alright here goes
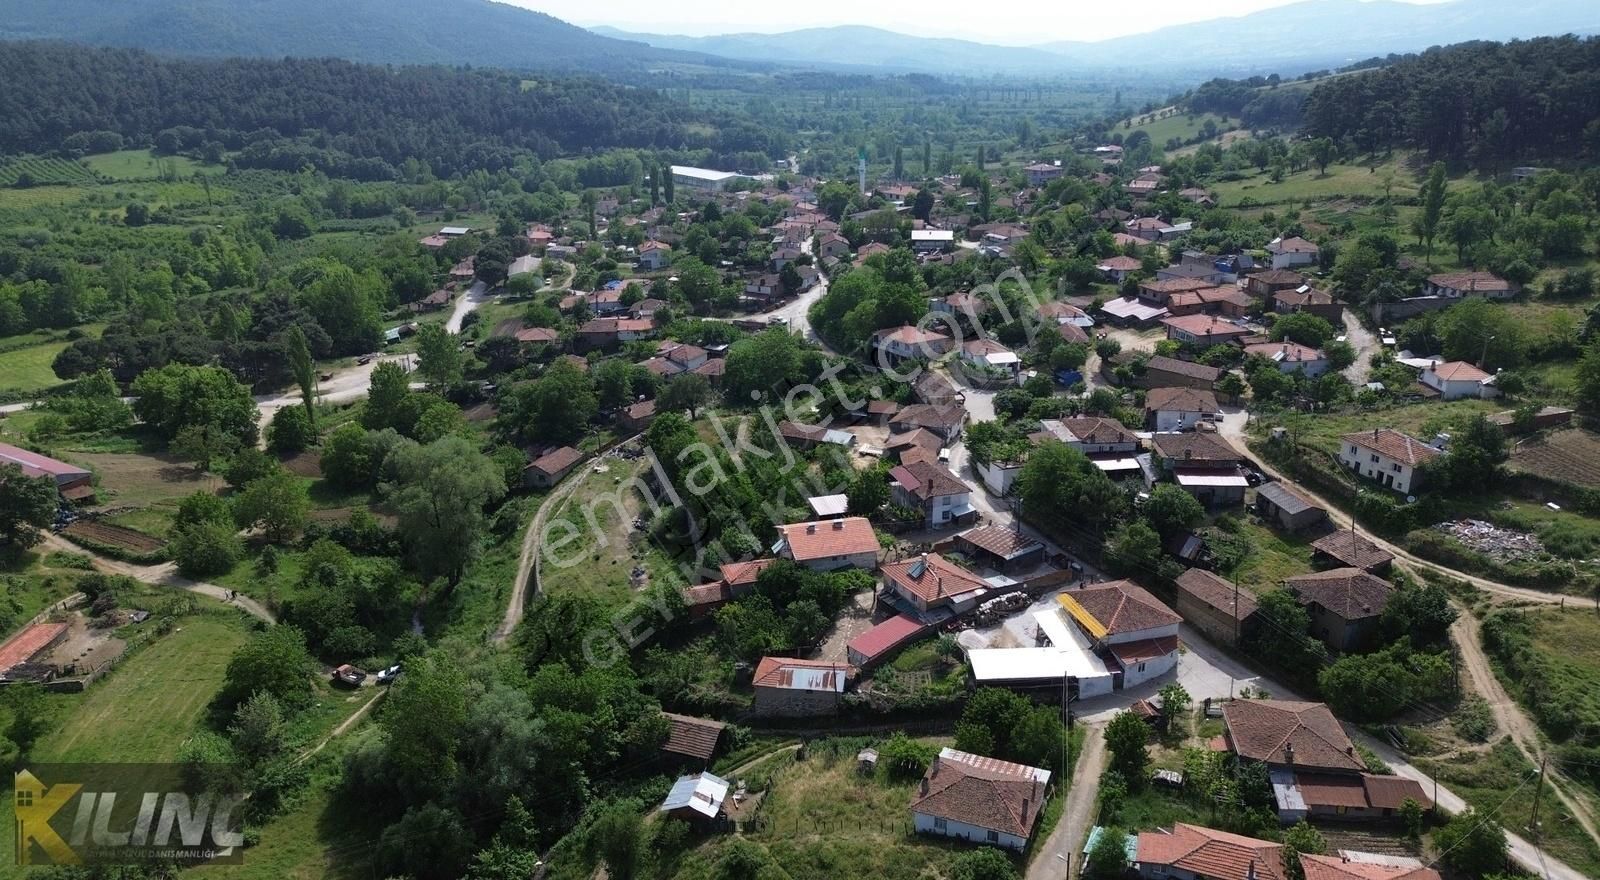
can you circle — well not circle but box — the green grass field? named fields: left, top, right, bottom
left=34, top=614, right=250, bottom=762
left=1214, top=153, right=1477, bottom=208
left=0, top=336, right=73, bottom=393
left=539, top=458, right=647, bottom=607
left=1121, top=110, right=1233, bottom=147
left=83, top=149, right=220, bottom=180
left=1208, top=515, right=1315, bottom=595
left=0, top=155, right=96, bottom=187
left=0, top=184, right=86, bottom=211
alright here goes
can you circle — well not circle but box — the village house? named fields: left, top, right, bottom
left=889, top=460, right=975, bottom=529
left=620, top=399, right=656, bottom=432
left=816, top=232, right=850, bottom=260
left=680, top=559, right=778, bottom=621
left=1134, top=823, right=1287, bottom=880
left=1107, top=353, right=1219, bottom=391
left=1165, top=286, right=1253, bottom=319
left=630, top=298, right=667, bottom=321
left=523, top=446, right=583, bottom=489
left=576, top=317, right=656, bottom=349
left=644, top=343, right=709, bottom=378
left=1311, top=530, right=1394, bottom=575
left=409, top=288, right=453, bottom=313
left=871, top=325, right=954, bottom=366
left=659, top=771, right=730, bottom=824
left=1058, top=579, right=1183, bottom=689
left=960, top=338, right=1022, bottom=380
left=1162, top=314, right=1250, bottom=347
left=1151, top=431, right=1248, bottom=507
left=514, top=326, right=559, bottom=344
left=1244, top=269, right=1306, bottom=300
left=1138, top=277, right=1213, bottom=306
left=1179, top=187, right=1216, bottom=206
left=1424, top=270, right=1515, bottom=300
left=771, top=246, right=803, bottom=271
left=637, top=240, right=672, bottom=270
left=1024, top=162, right=1063, bottom=186
left=1419, top=360, right=1497, bottom=400
left=773, top=517, right=880, bottom=571
left=752, top=656, right=848, bottom=716
left=1284, top=568, right=1394, bottom=652
left=936, top=291, right=990, bottom=321
left=1096, top=255, right=1142, bottom=283
left=1125, top=216, right=1168, bottom=241
left=910, top=749, right=1051, bottom=852
left=1157, top=262, right=1228, bottom=286
left=776, top=420, right=856, bottom=450
left=1037, top=301, right=1095, bottom=328
left=1175, top=568, right=1257, bottom=647
left=1338, top=428, right=1441, bottom=495
left=881, top=553, right=988, bottom=616
left=847, top=613, right=928, bottom=670
left=911, top=229, right=955, bottom=253
left=890, top=404, right=967, bottom=443
left=587, top=288, right=627, bottom=315
left=1300, top=854, right=1439, bottom=880
left=1254, top=482, right=1327, bottom=534
left=1035, top=417, right=1143, bottom=479
left=1144, top=386, right=1222, bottom=432
left=1267, top=235, right=1320, bottom=269
left=1244, top=341, right=1331, bottom=377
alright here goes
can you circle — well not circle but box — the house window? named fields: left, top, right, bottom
left=986, top=829, right=1000, bottom=843
left=934, top=817, right=947, bottom=831
left=1138, top=662, right=1146, bottom=672
left=1370, top=454, right=1379, bottom=463
left=1391, top=463, right=1402, bottom=472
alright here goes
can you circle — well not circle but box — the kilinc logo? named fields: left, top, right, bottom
left=14, top=767, right=245, bottom=866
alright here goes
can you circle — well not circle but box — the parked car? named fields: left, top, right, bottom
left=357, top=354, right=375, bottom=365
left=332, top=664, right=367, bottom=687
left=376, top=664, right=402, bottom=684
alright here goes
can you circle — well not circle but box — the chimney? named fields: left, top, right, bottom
left=920, top=777, right=929, bottom=795
left=807, top=524, right=817, bottom=534
left=1285, top=742, right=1295, bottom=764
left=1372, top=428, right=1379, bottom=440
left=1247, top=861, right=1258, bottom=880
left=1022, top=797, right=1030, bottom=818
left=834, top=519, right=844, bottom=530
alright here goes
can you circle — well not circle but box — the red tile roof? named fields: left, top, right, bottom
left=1145, top=386, right=1221, bottom=414
left=847, top=613, right=926, bottom=662
left=1425, top=361, right=1490, bottom=382
left=1135, top=823, right=1286, bottom=880
left=660, top=712, right=726, bottom=761
left=1301, top=854, right=1440, bottom=880
left=958, top=526, right=1044, bottom=561
left=1427, top=270, right=1509, bottom=293
left=719, top=558, right=776, bottom=588
left=1162, top=314, right=1250, bottom=338
left=891, top=460, right=968, bottom=501
left=529, top=446, right=582, bottom=476
left=1222, top=700, right=1364, bottom=772
left=909, top=748, right=1050, bottom=839
left=1108, top=635, right=1179, bottom=665
left=1151, top=431, right=1241, bottom=463
left=882, top=554, right=988, bottom=606
left=776, top=517, right=878, bottom=562
left=1069, top=580, right=1182, bottom=636
left=1341, top=429, right=1442, bottom=467
left=752, top=656, right=849, bottom=691
left=1284, top=568, right=1393, bottom=622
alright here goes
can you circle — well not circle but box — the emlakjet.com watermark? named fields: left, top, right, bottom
left=13, top=764, right=244, bottom=866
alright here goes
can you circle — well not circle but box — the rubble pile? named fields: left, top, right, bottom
left=1433, top=518, right=1544, bottom=562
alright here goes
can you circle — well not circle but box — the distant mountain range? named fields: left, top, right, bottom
left=0, top=0, right=1595, bottom=79
left=598, top=0, right=1600, bottom=75
left=0, top=0, right=751, bottom=73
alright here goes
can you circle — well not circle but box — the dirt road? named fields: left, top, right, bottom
left=1026, top=725, right=1107, bottom=880
left=43, top=532, right=276, bottom=624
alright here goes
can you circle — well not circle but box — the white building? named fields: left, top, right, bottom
left=1419, top=360, right=1498, bottom=400
left=1243, top=342, right=1330, bottom=377
left=1144, top=386, right=1222, bottom=433
left=911, top=748, right=1051, bottom=852
left=773, top=517, right=880, bottom=571
left=1338, top=429, right=1442, bottom=495
left=670, top=165, right=753, bottom=192
left=1266, top=235, right=1320, bottom=270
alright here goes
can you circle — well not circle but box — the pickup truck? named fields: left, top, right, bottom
left=331, top=664, right=367, bottom=687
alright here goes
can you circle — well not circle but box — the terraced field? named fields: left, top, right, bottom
left=0, top=155, right=96, bottom=187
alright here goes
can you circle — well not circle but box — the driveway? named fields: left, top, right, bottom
left=1026, top=725, right=1107, bottom=880
left=1341, top=310, right=1378, bottom=385
left=252, top=354, right=416, bottom=429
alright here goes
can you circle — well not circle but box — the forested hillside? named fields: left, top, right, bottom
left=1302, top=36, right=1600, bottom=161
left=0, top=43, right=783, bottom=179
left=0, top=0, right=732, bottom=73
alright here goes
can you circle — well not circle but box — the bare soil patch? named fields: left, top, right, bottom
left=62, top=520, right=165, bottom=553
left=1509, top=429, right=1600, bottom=489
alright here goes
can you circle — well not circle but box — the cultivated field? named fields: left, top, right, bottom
left=82, top=149, right=217, bottom=180
left=62, top=520, right=166, bottom=554
left=0, top=155, right=96, bottom=187
left=1509, top=428, right=1600, bottom=489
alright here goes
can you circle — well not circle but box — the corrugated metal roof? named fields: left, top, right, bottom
left=1056, top=593, right=1108, bottom=640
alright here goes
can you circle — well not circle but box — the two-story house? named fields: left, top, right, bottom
left=1338, top=429, right=1441, bottom=495
left=1034, top=417, right=1142, bottom=479
left=1024, top=162, right=1063, bottom=186
left=1057, top=579, right=1182, bottom=690
left=816, top=232, right=850, bottom=260
left=1243, top=342, right=1330, bottom=377
left=1150, top=431, right=1248, bottom=507
left=637, top=240, right=672, bottom=270
left=889, top=460, right=975, bottom=529
left=1284, top=568, right=1394, bottom=653
left=871, top=325, right=954, bottom=366
left=1161, top=314, right=1250, bottom=347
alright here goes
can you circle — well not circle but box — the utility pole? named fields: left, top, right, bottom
left=1530, top=754, right=1549, bottom=838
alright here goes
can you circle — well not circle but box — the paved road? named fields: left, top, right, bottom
left=42, top=532, right=276, bottom=624
left=1026, top=725, right=1107, bottom=880
left=446, top=280, right=492, bottom=334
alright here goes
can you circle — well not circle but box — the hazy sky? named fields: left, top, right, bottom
left=506, top=0, right=1447, bottom=44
